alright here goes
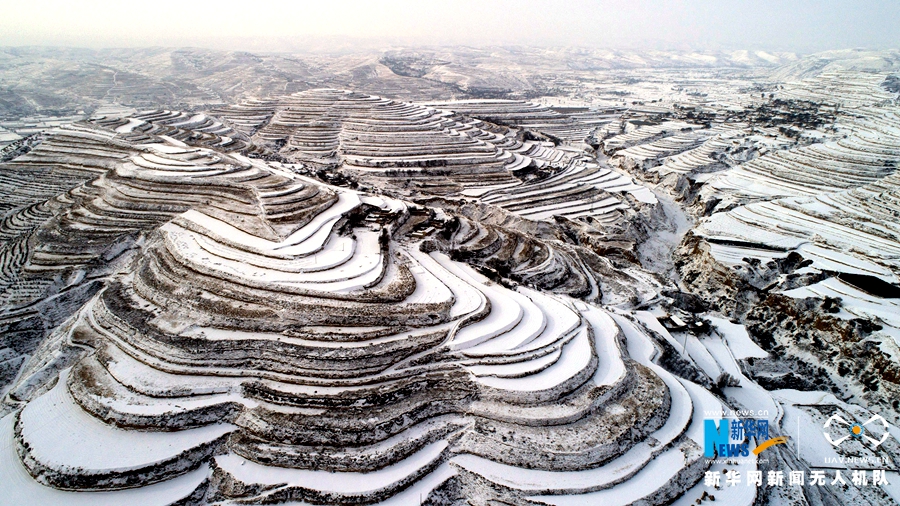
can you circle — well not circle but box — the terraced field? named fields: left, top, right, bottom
left=2, top=49, right=900, bottom=505
left=213, top=90, right=658, bottom=224
left=596, top=64, right=900, bottom=475
left=0, top=126, right=717, bottom=505
left=91, top=110, right=250, bottom=152
left=691, top=79, right=900, bottom=346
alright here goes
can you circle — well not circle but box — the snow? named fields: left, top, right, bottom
left=166, top=224, right=383, bottom=291
left=463, top=288, right=547, bottom=355
left=707, top=316, right=768, bottom=360
left=359, top=194, right=407, bottom=214
left=670, top=314, right=687, bottom=328
left=374, top=463, right=457, bottom=506
left=176, top=191, right=359, bottom=258
left=669, top=458, right=757, bottom=506
left=635, top=189, right=692, bottom=276
left=9, top=74, right=900, bottom=505
left=473, top=158, right=657, bottom=221
left=168, top=113, right=206, bottom=128
left=699, top=333, right=779, bottom=421
left=466, top=349, right=561, bottom=378
left=797, top=244, right=896, bottom=281
left=773, top=388, right=900, bottom=467
left=776, top=401, right=844, bottom=468
left=460, top=182, right=521, bottom=197
left=450, top=311, right=691, bottom=495
left=633, top=311, right=683, bottom=351
left=0, top=130, right=21, bottom=143
left=883, top=472, right=900, bottom=504
left=103, top=342, right=241, bottom=396
left=638, top=308, right=778, bottom=458
left=533, top=446, right=689, bottom=505
left=706, top=243, right=789, bottom=266
left=139, top=152, right=198, bottom=167
left=449, top=278, right=523, bottom=351
left=141, top=143, right=193, bottom=154
left=114, top=118, right=144, bottom=134
left=514, top=293, right=582, bottom=354
left=84, top=355, right=253, bottom=418
left=215, top=440, right=447, bottom=494
left=617, top=315, right=693, bottom=439
left=0, top=413, right=209, bottom=506
left=629, top=186, right=659, bottom=204
left=398, top=254, right=454, bottom=306
left=196, top=228, right=355, bottom=272
left=634, top=311, right=722, bottom=382
left=476, top=326, right=591, bottom=392
left=413, top=251, right=485, bottom=318
left=155, top=135, right=188, bottom=147
left=276, top=192, right=362, bottom=251
left=18, top=369, right=235, bottom=471
left=755, top=51, right=781, bottom=63
left=521, top=198, right=626, bottom=222
left=583, top=306, right=625, bottom=387
left=671, top=379, right=757, bottom=506
left=781, top=277, right=900, bottom=337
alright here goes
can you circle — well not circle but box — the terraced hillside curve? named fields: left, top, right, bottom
left=1, top=128, right=723, bottom=505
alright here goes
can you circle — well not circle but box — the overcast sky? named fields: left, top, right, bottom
left=0, top=0, right=897, bottom=53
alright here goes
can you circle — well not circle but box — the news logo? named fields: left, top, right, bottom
left=703, top=418, right=785, bottom=458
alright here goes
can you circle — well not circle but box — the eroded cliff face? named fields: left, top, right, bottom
left=674, top=232, right=900, bottom=421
